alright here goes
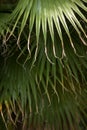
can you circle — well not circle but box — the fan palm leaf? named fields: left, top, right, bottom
left=5, top=0, right=87, bottom=58
left=0, top=0, right=87, bottom=130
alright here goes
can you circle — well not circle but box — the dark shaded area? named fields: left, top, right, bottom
left=0, top=0, right=17, bottom=4
left=0, top=0, right=18, bottom=12
left=0, top=115, right=6, bottom=130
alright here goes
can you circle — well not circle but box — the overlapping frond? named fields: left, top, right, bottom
left=0, top=0, right=87, bottom=130
left=0, top=52, right=87, bottom=129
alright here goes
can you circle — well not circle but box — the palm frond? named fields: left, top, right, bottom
left=0, top=0, right=87, bottom=130
left=5, top=0, right=87, bottom=58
